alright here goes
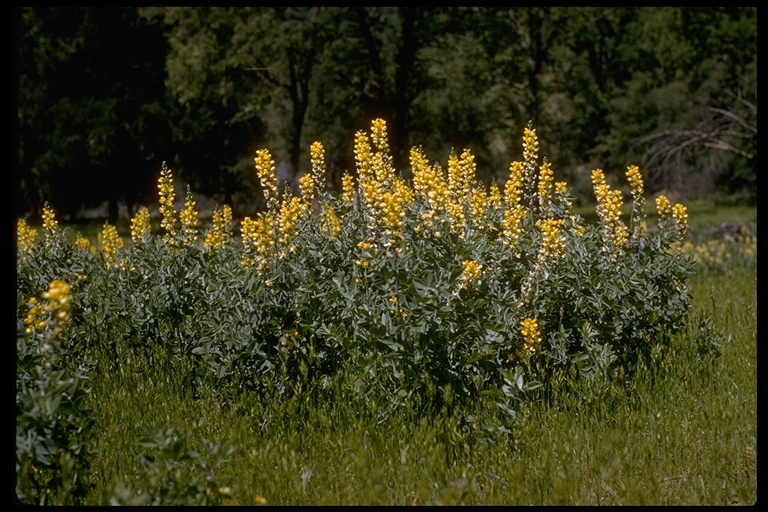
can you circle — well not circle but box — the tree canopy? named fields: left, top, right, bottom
left=15, top=6, right=757, bottom=221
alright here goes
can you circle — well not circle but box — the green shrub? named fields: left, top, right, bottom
left=18, top=119, right=736, bottom=504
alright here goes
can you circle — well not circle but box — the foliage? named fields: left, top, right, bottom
left=16, top=119, right=757, bottom=504
left=16, top=7, right=756, bottom=219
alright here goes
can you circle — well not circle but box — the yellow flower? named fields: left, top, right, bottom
left=655, top=195, right=672, bottom=221
left=29, top=279, right=72, bottom=338
left=277, top=196, right=304, bottom=247
left=203, top=204, right=233, bottom=251
left=535, top=218, right=565, bottom=263
left=241, top=213, right=275, bottom=271
left=180, top=186, right=200, bottom=246
left=130, top=207, right=152, bottom=243
left=673, top=203, right=688, bottom=242
left=520, top=317, right=542, bottom=354
left=42, top=202, right=58, bottom=245
left=504, top=161, right=524, bottom=209
left=255, top=149, right=278, bottom=213
left=341, top=172, right=356, bottom=205
left=299, top=173, right=315, bottom=205
left=98, top=222, right=124, bottom=267
left=309, top=141, right=326, bottom=199
left=74, top=233, right=91, bottom=251
left=488, top=182, right=502, bottom=210
left=592, top=169, right=627, bottom=263
left=626, top=165, right=644, bottom=200
left=17, top=218, right=38, bottom=254
left=158, top=161, right=177, bottom=241
left=321, top=204, right=341, bottom=238
left=460, top=259, right=483, bottom=284
left=537, top=159, right=554, bottom=211
left=522, top=124, right=539, bottom=198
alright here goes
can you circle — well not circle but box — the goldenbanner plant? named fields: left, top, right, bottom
left=16, top=211, right=96, bottom=505
left=16, top=120, right=713, bottom=504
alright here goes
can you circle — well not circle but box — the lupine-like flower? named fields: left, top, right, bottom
left=537, top=159, right=554, bottom=212
left=488, top=182, right=502, bottom=210
left=626, top=165, right=644, bottom=202
left=592, top=169, right=628, bottom=263
left=321, top=204, right=341, bottom=238
left=445, top=149, right=477, bottom=233
left=255, top=149, right=279, bottom=213
left=504, top=161, right=525, bottom=209
left=502, top=161, right=526, bottom=250
left=355, top=130, right=377, bottom=214
left=42, top=202, right=58, bottom=246
left=74, top=233, right=91, bottom=251
left=469, top=187, right=488, bottom=229
left=412, top=147, right=450, bottom=233
left=673, top=203, right=688, bottom=242
left=158, top=162, right=177, bottom=241
left=180, top=186, right=200, bottom=246
left=520, top=317, right=542, bottom=354
left=24, top=296, right=45, bottom=334
left=341, top=172, right=356, bottom=205
left=503, top=205, right=526, bottom=251
left=522, top=124, right=539, bottom=202
left=370, top=118, right=394, bottom=177
left=98, top=222, right=124, bottom=267
left=626, top=165, right=646, bottom=240
left=655, top=195, right=672, bottom=221
left=298, top=173, right=315, bottom=206
left=130, top=206, right=152, bottom=243
left=25, top=279, right=71, bottom=342
left=309, top=141, right=326, bottom=200
left=535, top=218, right=565, bottom=263
left=17, top=218, right=38, bottom=254
left=379, top=186, right=407, bottom=243
left=277, top=196, right=304, bottom=248
left=203, top=204, right=233, bottom=251
left=241, top=214, right=275, bottom=270
left=461, top=259, right=483, bottom=284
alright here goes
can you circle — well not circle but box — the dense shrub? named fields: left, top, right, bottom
left=17, top=120, right=705, bottom=504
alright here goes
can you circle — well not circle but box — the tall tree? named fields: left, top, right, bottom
left=18, top=7, right=171, bottom=222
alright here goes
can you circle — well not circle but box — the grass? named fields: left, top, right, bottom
left=81, top=261, right=756, bottom=505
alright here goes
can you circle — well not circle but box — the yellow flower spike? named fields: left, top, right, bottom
left=522, top=124, right=540, bottom=200
left=626, top=165, right=644, bottom=200
left=673, top=203, right=688, bottom=241
left=17, top=218, right=38, bottom=254
left=98, top=222, right=124, bottom=268
left=504, top=161, right=524, bottom=209
left=298, top=173, right=315, bottom=205
left=42, top=202, right=58, bottom=245
left=535, top=218, right=566, bottom=263
left=158, top=161, right=177, bottom=236
left=203, top=204, right=233, bottom=251
left=130, top=207, right=152, bottom=243
left=180, top=186, right=199, bottom=246
left=655, top=195, right=672, bottom=221
left=537, top=159, right=554, bottom=211
left=255, top=149, right=279, bottom=213
left=321, top=204, right=341, bottom=238
left=309, top=141, right=326, bottom=199
left=488, top=183, right=502, bottom=210
left=341, top=172, right=356, bottom=205
left=461, top=259, right=484, bottom=284
left=520, top=317, right=542, bottom=354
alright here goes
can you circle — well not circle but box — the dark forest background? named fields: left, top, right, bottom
left=14, top=7, right=757, bottom=224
